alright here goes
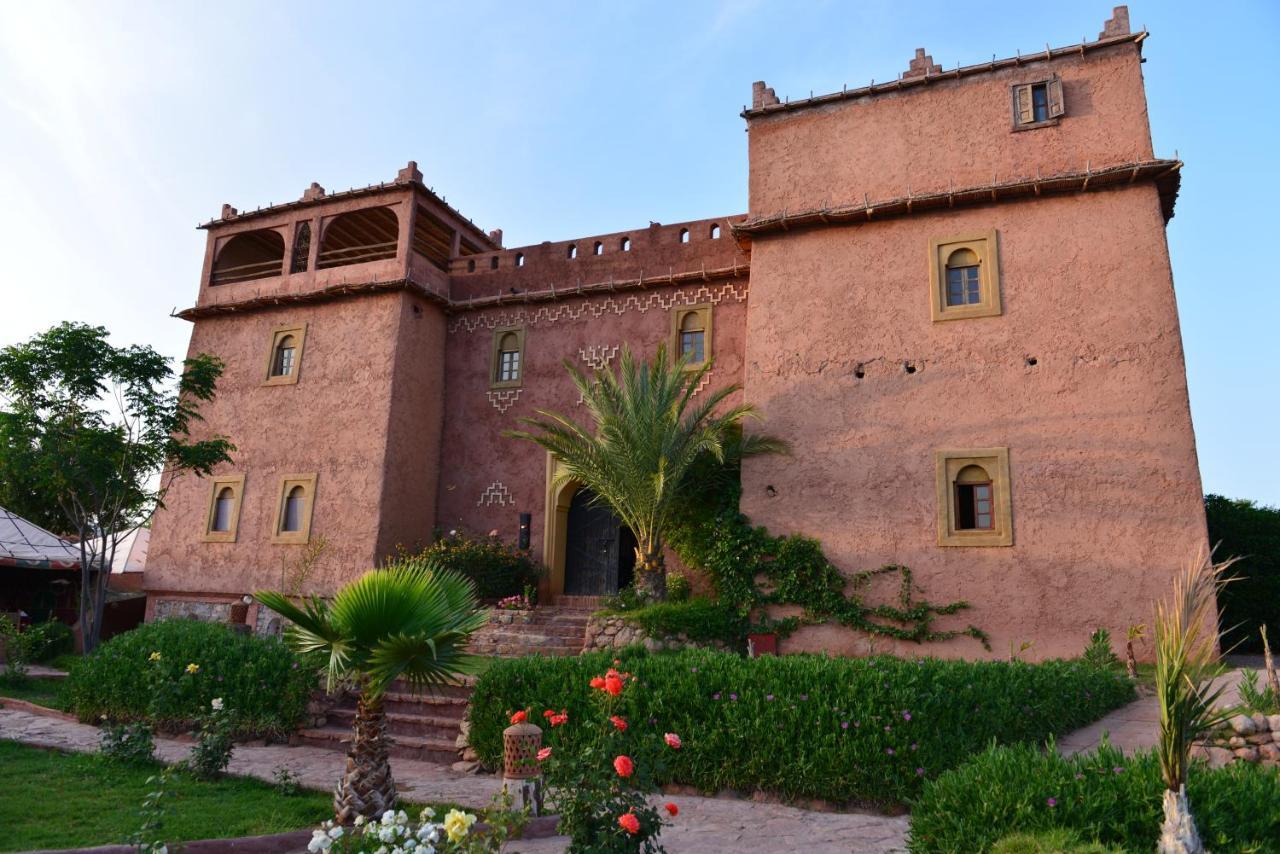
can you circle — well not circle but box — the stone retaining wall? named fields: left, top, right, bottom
left=1193, top=712, right=1280, bottom=768
left=583, top=615, right=733, bottom=653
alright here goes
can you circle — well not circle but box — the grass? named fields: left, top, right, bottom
left=0, top=740, right=333, bottom=852
left=0, top=676, right=69, bottom=711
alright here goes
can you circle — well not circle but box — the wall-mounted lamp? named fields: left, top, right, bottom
left=518, top=513, right=531, bottom=550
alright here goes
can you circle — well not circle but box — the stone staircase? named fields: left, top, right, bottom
left=467, top=605, right=593, bottom=659
left=293, top=680, right=472, bottom=764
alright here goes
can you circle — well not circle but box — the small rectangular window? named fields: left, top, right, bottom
left=202, top=473, right=245, bottom=543
left=1013, top=77, right=1064, bottom=129
left=935, top=449, right=1012, bottom=547
left=265, top=324, right=307, bottom=386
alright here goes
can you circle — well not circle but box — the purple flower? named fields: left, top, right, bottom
left=902, top=711, right=912, bottom=721
left=885, top=747, right=895, bottom=755
left=884, top=726, right=892, bottom=733
left=799, top=694, right=808, bottom=701
left=766, top=694, right=774, bottom=701
left=712, top=693, right=721, bottom=700
left=1046, top=797, right=1057, bottom=808
left=841, top=721, right=849, bottom=730
left=690, top=667, right=698, bottom=673
left=910, top=743, right=918, bottom=751
left=291, top=662, right=299, bottom=669
left=916, top=767, right=925, bottom=776
left=730, top=693, right=738, bottom=701
left=1075, top=773, right=1085, bottom=780
left=1113, top=766, right=1124, bottom=774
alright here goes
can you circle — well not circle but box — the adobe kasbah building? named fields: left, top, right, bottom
left=147, top=6, right=1208, bottom=660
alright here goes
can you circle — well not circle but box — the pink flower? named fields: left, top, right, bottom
left=663, top=732, right=682, bottom=750
left=1046, top=797, right=1057, bottom=808
left=510, top=710, right=527, bottom=724
left=610, top=715, right=628, bottom=732
left=618, top=812, right=640, bottom=834
left=613, top=755, right=634, bottom=778
left=537, top=747, right=552, bottom=761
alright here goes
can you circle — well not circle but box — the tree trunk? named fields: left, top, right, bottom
left=1262, top=625, right=1280, bottom=698
left=1125, top=639, right=1139, bottom=680
left=633, top=542, right=667, bottom=602
left=334, top=692, right=397, bottom=824
left=1158, top=785, right=1204, bottom=854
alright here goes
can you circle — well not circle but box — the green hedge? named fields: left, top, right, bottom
left=601, top=598, right=749, bottom=647
left=909, top=742, right=1280, bottom=852
left=415, top=533, right=543, bottom=601
left=63, top=619, right=314, bottom=738
left=1206, top=494, right=1280, bottom=653
left=469, top=648, right=1135, bottom=806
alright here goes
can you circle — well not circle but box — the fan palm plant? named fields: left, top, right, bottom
left=507, top=344, right=785, bottom=601
left=1153, top=550, right=1236, bottom=853
left=255, top=557, right=487, bottom=822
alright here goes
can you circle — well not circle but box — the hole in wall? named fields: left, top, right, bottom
left=854, top=364, right=866, bottom=379
left=904, top=361, right=917, bottom=375
left=467, top=259, right=476, bottom=272
left=567, top=244, right=577, bottom=259
left=679, top=228, right=690, bottom=244
left=1025, top=356, right=1038, bottom=367
left=621, top=237, right=631, bottom=251
left=490, top=256, right=499, bottom=270
left=765, top=485, right=777, bottom=497
left=594, top=241, right=603, bottom=256
left=516, top=253, right=525, bottom=267
left=710, top=224, right=721, bottom=239
left=412, top=304, right=422, bottom=317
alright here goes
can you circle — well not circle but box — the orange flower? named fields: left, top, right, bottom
left=618, top=812, right=640, bottom=834
left=664, top=732, right=682, bottom=750
left=609, top=715, right=628, bottom=731
left=510, top=710, right=527, bottom=724
left=537, top=747, right=552, bottom=761
left=589, top=676, right=606, bottom=690
left=664, top=802, right=679, bottom=817
left=613, top=754, right=634, bottom=778
left=604, top=674, right=624, bottom=696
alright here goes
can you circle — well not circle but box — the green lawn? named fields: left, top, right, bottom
left=0, top=676, right=69, bottom=711
left=0, top=740, right=333, bottom=852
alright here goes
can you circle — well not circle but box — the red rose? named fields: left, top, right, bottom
left=510, top=710, right=527, bottom=724
left=537, top=747, right=552, bottom=761
left=664, top=732, right=682, bottom=750
left=604, top=675, right=624, bottom=696
left=613, top=754, right=634, bottom=778
left=589, top=676, right=606, bottom=690
left=618, top=812, right=640, bottom=834
left=542, top=709, right=555, bottom=719
left=664, top=802, right=679, bottom=817
left=610, top=715, right=628, bottom=731
left=550, top=712, right=568, bottom=727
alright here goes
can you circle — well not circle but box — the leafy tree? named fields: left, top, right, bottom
left=1205, top=493, right=1280, bottom=653
left=507, top=345, right=785, bottom=601
left=255, top=558, right=487, bottom=822
left=0, top=322, right=233, bottom=651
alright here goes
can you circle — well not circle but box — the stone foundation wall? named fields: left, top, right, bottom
left=583, top=615, right=734, bottom=653
left=1193, top=713, right=1280, bottom=768
left=152, top=598, right=232, bottom=623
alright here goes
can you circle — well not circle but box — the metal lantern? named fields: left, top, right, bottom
left=503, top=721, right=543, bottom=779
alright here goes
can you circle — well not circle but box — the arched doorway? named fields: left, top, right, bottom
left=563, top=488, right=636, bottom=596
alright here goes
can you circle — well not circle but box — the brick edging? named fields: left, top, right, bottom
left=0, top=697, right=79, bottom=722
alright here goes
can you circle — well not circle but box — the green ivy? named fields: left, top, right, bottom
left=602, top=598, right=749, bottom=646
left=669, top=483, right=989, bottom=649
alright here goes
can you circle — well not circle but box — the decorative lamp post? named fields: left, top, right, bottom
left=502, top=719, right=544, bottom=814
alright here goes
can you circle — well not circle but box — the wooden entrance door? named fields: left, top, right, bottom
left=564, top=488, right=629, bottom=595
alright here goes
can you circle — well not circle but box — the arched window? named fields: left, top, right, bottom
left=271, top=335, right=296, bottom=378
left=211, top=487, right=234, bottom=532
left=593, top=241, right=603, bottom=256
left=282, top=485, right=305, bottom=532
left=211, top=229, right=286, bottom=285
left=496, top=332, right=521, bottom=383
left=317, top=206, right=399, bottom=269
left=290, top=222, right=311, bottom=273
left=620, top=237, right=631, bottom=252
left=515, top=253, right=525, bottom=267
left=490, top=256, right=500, bottom=270
left=944, top=248, right=981, bottom=307
left=679, top=311, right=705, bottom=364
left=679, top=228, right=690, bottom=244
left=954, top=464, right=993, bottom=530
left=567, top=244, right=577, bottom=259
left=709, top=223, right=721, bottom=239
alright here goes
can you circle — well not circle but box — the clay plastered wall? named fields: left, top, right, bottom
left=436, top=279, right=749, bottom=557
left=376, top=294, right=448, bottom=556
left=748, top=44, right=1153, bottom=216
left=147, top=293, right=406, bottom=599
left=447, top=216, right=745, bottom=303
left=740, top=186, right=1206, bottom=660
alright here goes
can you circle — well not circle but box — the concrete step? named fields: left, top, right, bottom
left=294, top=727, right=458, bottom=764
left=327, top=708, right=462, bottom=741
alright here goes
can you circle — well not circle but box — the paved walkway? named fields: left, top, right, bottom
left=0, top=707, right=909, bottom=853
left=1056, top=667, right=1250, bottom=756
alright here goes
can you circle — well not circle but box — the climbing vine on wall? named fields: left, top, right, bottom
left=668, top=483, right=990, bottom=649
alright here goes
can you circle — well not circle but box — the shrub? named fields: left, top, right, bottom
left=665, top=572, right=690, bottom=604
left=188, top=697, right=236, bottom=779
left=469, top=648, right=1135, bottom=807
left=909, top=742, right=1280, bottom=852
left=64, top=619, right=314, bottom=738
left=22, top=619, right=75, bottom=663
left=100, top=721, right=156, bottom=765
left=1205, top=493, right=1280, bottom=654
left=601, top=598, right=748, bottom=647
left=992, top=830, right=1123, bottom=853
left=416, top=532, right=543, bottom=601
left=1080, top=628, right=1121, bottom=674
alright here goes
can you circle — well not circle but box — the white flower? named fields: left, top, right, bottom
left=375, top=847, right=388, bottom=854
left=382, top=810, right=396, bottom=826
left=379, top=827, right=396, bottom=843
left=211, top=697, right=223, bottom=711
left=318, top=837, right=333, bottom=851
left=354, top=815, right=366, bottom=827
left=419, top=807, right=435, bottom=822
left=396, top=810, right=408, bottom=825
left=327, top=826, right=344, bottom=839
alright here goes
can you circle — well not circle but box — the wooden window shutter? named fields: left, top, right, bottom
left=1047, top=78, right=1065, bottom=118
left=1015, top=85, right=1034, bottom=124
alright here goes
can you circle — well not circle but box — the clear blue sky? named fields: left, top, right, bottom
left=1, top=1, right=1276, bottom=505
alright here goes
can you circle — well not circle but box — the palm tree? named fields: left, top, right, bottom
left=507, top=344, right=785, bottom=601
left=255, top=557, right=487, bottom=822
left=1153, top=550, right=1236, bottom=853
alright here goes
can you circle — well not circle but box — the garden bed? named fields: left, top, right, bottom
left=468, top=647, right=1136, bottom=807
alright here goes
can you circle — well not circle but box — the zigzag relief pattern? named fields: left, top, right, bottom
left=691, top=370, right=712, bottom=397
left=487, top=388, right=522, bottom=413
left=477, top=481, right=514, bottom=507
left=577, top=345, right=620, bottom=404
left=448, top=282, right=748, bottom=334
